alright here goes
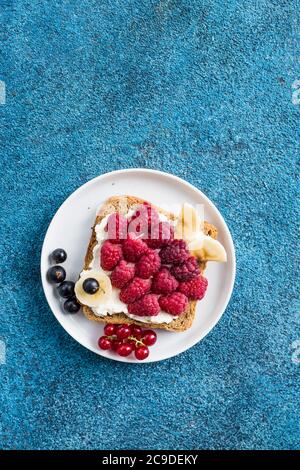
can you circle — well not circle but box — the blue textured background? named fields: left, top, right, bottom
left=0, top=0, right=299, bottom=450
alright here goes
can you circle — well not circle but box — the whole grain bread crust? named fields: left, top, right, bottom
left=82, top=196, right=217, bottom=332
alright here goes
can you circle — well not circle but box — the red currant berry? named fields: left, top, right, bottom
left=104, top=323, right=116, bottom=336
left=116, top=324, right=131, bottom=340
left=111, top=339, right=123, bottom=351
left=131, top=325, right=142, bottom=339
left=135, top=346, right=149, bottom=360
left=98, top=336, right=112, bottom=350
left=117, top=343, right=134, bottom=357
left=142, top=330, right=157, bottom=346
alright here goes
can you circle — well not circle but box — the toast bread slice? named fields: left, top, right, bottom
left=82, top=196, right=217, bottom=332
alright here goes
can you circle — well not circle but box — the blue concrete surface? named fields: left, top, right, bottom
left=0, top=0, right=299, bottom=450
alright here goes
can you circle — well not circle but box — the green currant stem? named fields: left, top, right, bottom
left=128, top=335, right=145, bottom=347
left=105, top=334, right=145, bottom=347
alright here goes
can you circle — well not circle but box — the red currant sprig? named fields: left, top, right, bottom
left=98, top=323, right=157, bottom=360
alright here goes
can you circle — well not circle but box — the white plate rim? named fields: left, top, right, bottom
left=40, top=168, right=236, bottom=363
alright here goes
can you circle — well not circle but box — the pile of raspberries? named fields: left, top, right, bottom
left=101, top=203, right=208, bottom=317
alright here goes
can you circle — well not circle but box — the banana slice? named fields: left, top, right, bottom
left=174, top=203, right=203, bottom=242
left=175, top=203, right=227, bottom=262
left=189, top=235, right=227, bottom=262
left=75, top=270, right=112, bottom=308
left=188, top=234, right=205, bottom=258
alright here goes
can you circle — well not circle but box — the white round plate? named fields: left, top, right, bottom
left=41, top=169, right=236, bottom=363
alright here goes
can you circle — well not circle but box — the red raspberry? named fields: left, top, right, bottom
left=110, top=260, right=135, bottom=288
left=146, top=221, right=174, bottom=248
left=128, top=294, right=160, bottom=316
left=171, top=256, right=200, bottom=281
left=151, top=268, right=179, bottom=294
left=178, top=275, right=208, bottom=300
left=119, top=277, right=151, bottom=304
left=105, top=213, right=127, bottom=243
left=122, top=233, right=149, bottom=262
left=135, top=250, right=161, bottom=279
left=128, top=203, right=160, bottom=238
left=100, top=241, right=123, bottom=271
left=159, top=292, right=188, bottom=315
left=159, top=239, right=189, bottom=265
